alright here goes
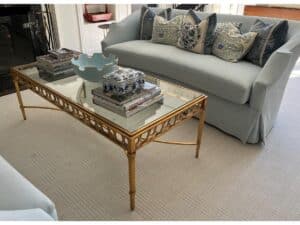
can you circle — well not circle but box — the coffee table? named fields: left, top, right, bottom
left=11, top=63, right=207, bottom=210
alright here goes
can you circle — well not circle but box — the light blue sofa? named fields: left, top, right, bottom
left=102, top=9, right=300, bottom=144
left=0, top=155, right=57, bottom=220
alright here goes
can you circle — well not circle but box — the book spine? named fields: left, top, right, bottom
left=91, top=86, right=160, bottom=106
left=92, top=97, right=126, bottom=116
left=93, top=94, right=163, bottom=117
left=40, top=68, right=75, bottom=77
left=92, top=88, right=160, bottom=111
left=123, top=89, right=161, bottom=111
left=37, top=60, right=73, bottom=71
left=93, top=96, right=125, bottom=112
left=37, top=63, right=73, bottom=73
left=125, top=94, right=163, bottom=117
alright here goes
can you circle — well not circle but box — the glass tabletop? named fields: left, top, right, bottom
left=19, top=65, right=204, bottom=133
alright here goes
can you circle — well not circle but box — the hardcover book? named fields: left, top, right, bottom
left=92, top=87, right=161, bottom=112
left=93, top=94, right=164, bottom=117
left=91, top=82, right=159, bottom=106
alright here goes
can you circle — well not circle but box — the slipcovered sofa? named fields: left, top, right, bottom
left=102, top=9, right=300, bottom=143
left=0, top=155, right=57, bottom=220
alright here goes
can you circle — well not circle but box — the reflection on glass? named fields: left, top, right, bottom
left=20, top=66, right=203, bottom=132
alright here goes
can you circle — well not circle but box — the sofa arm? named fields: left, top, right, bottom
left=250, top=34, right=300, bottom=112
left=101, top=10, right=141, bottom=55
left=0, top=156, right=58, bottom=220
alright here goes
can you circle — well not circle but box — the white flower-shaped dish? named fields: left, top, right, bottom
left=71, top=53, right=118, bottom=82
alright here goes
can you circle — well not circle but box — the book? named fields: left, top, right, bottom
left=92, top=87, right=161, bottom=112
left=91, top=82, right=158, bottom=106
left=37, top=61, right=73, bottom=73
left=40, top=68, right=75, bottom=77
left=36, top=48, right=80, bottom=70
left=48, top=48, right=79, bottom=60
left=37, top=56, right=74, bottom=70
left=93, top=94, right=164, bottom=117
left=39, top=68, right=76, bottom=81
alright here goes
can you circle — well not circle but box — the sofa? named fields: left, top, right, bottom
left=0, top=155, right=57, bottom=220
left=101, top=8, right=300, bottom=144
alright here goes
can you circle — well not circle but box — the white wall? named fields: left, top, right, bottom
left=54, top=5, right=81, bottom=51
left=205, top=4, right=244, bottom=15
left=54, top=4, right=131, bottom=55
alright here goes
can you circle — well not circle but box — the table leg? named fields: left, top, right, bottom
left=195, top=99, right=207, bottom=158
left=127, top=152, right=136, bottom=210
left=82, top=81, right=86, bottom=98
left=13, top=78, right=26, bottom=120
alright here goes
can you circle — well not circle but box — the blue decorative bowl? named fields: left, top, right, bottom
left=71, top=53, right=118, bottom=82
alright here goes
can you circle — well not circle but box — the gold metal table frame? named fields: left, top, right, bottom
left=11, top=64, right=207, bottom=211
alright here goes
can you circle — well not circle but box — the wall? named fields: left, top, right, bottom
left=205, top=4, right=244, bottom=15
left=54, top=4, right=131, bottom=54
left=54, top=4, right=81, bottom=51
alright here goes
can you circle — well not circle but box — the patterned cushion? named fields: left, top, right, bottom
left=151, top=15, right=184, bottom=46
left=176, top=10, right=216, bottom=54
left=212, top=24, right=257, bottom=62
left=215, top=22, right=242, bottom=35
left=176, top=10, right=209, bottom=54
left=245, top=19, right=288, bottom=66
left=139, top=6, right=172, bottom=40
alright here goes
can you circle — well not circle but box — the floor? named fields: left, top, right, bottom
left=0, top=61, right=300, bottom=220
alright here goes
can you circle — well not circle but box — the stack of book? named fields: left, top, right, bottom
left=36, top=48, right=81, bottom=81
left=92, top=82, right=163, bottom=117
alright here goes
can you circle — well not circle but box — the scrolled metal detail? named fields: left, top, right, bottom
left=15, top=72, right=130, bottom=151
left=134, top=101, right=202, bottom=149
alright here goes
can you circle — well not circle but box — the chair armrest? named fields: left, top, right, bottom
left=101, top=10, right=141, bottom=54
left=250, top=34, right=300, bottom=111
left=0, top=156, right=58, bottom=220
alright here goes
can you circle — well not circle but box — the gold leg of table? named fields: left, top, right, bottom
left=13, top=78, right=26, bottom=120
left=195, top=100, right=207, bottom=158
left=127, top=138, right=136, bottom=210
left=82, top=82, right=86, bottom=98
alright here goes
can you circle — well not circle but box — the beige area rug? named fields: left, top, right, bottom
left=1, top=76, right=300, bottom=220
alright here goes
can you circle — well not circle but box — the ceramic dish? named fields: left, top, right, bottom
left=71, top=53, right=118, bottom=82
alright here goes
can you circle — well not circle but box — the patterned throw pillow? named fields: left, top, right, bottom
left=176, top=11, right=209, bottom=54
left=176, top=10, right=216, bottom=54
left=139, top=6, right=172, bottom=40
left=151, top=15, right=184, bottom=46
left=215, top=22, right=242, bottom=35
left=245, top=19, right=288, bottom=67
left=212, top=24, right=257, bottom=62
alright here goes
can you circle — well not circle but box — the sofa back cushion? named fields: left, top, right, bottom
left=167, top=9, right=300, bottom=41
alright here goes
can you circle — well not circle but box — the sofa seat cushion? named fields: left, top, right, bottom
left=105, top=40, right=262, bottom=104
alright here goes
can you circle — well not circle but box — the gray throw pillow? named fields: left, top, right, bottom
left=152, top=15, right=184, bottom=46
left=203, top=13, right=217, bottom=54
left=212, top=23, right=257, bottom=62
left=139, top=6, right=172, bottom=40
left=245, top=19, right=288, bottom=66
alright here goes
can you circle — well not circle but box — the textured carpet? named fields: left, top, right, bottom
left=1, top=65, right=300, bottom=220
